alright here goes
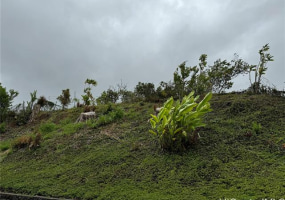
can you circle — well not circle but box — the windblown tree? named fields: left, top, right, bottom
left=248, top=43, right=274, bottom=93
left=57, top=89, right=71, bottom=110
left=82, top=79, right=97, bottom=105
left=208, top=59, right=233, bottom=93
left=173, top=56, right=212, bottom=99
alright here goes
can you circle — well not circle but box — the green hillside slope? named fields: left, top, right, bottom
left=0, top=94, right=284, bottom=200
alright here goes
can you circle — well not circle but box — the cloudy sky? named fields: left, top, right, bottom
left=1, top=0, right=284, bottom=105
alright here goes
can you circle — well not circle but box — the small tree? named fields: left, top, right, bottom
left=37, top=96, right=48, bottom=108
left=115, top=80, right=136, bottom=103
left=97, top=89, right=119, bottom=104
left=120, top=90, right=135, bottom=103
left=0, top=84, right=10, bottom=123
left=174, top=57, right=212, bottom=98
left=28, top=90, right=37, bottom=110
left=82, top=79, right=97, bottom=105
left=156, top=81, right=176, bottom=100
left=57, top=89, right=71, bottom=110
left=208, top=59, right=233, bottom=93
left=249, top=43, right=274, bottom=93
left=134, top=82, right=157, bottom=102
left=0, top=83, right=19, bottom=122
left=173, top=62, right=193, bottom=100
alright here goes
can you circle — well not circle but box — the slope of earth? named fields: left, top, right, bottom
left=0, top=94, right=284, bottom=200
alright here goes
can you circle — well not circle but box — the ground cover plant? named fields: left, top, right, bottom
left=0, top=94, right=284, bottom=200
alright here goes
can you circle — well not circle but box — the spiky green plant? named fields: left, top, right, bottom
left=149, top=92, right=212, bottom=152
left=252, top=122, right=262, bottom=134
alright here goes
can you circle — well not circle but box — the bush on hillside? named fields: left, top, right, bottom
left=149, top=92, right=212, bottom=152
left=12, top=133, right=42, bottom=150
left=0, top=123, right=6, bottom=134
left=39, top=122, right=56, bottom=134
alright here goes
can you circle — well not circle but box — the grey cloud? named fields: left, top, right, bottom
left=1, top=0, right=284, bottom=105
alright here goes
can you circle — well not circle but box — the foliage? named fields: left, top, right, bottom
left=0, top=94, right=284, bottom=199
left=252, top=122, right=262, bottom=134
left=0, top=84, right=9, bottom=122
left=248, top=43, right=274, bottom=93
left=173, top=53, right=250, bottom=97
left=0, top=122, right=6, bottom=134
left=61, top=123, right=84, bottom=136
left=39, top=122, right=57, bottom=134
left=37, top=96, right=47, bottom=107
left=12, top=133, right=41, bottom=150
left=208, top=59, right=234, bottom=93
left=134, top=82, right=157, bottom=102
left=149, top=92, right=212, bottom=152
left=35, top=96, right=57, bottom=111
left=207, top=54, right=249, bottom=94
left=156, top=81, right=175, bottom=100
left=0, top=139, right=11, bottom=151
left=92, top=107, right=124, bottom=128
left=120, top=90, right=135, bottom=103
left=173, top=61, right=193, bottom=100
left=116, top=80, right=134, bottom=103
left=97, top=89, right=119, bottom=104
left=15, top=102, right=32, bottom=126
left=82, top=78, right=97, bottom=105
left=0, top=83, right=19, bottom=123
left=57, top=89, right=71, bottom=110
left=28, top=90, right=37, bottom=110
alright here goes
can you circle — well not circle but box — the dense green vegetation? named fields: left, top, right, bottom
left=0, top=93, right=284, bottom=199
left=0, top=44, right=283, bottom=199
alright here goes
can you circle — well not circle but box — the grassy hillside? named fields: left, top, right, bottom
left=0, top=94, right=284, bottom=200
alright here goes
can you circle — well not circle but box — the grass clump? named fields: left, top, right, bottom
left=92, top=107, right=124, bottom=128
left=39, top=122, right=56, bottom=134
left=11, top=133, right=42, bottom=150
left=0, top=122, right=6, bottom=133
left=61, top=123, right=85, bottom=136
left=252, top=121, right=262, bottom=134
left=0, top=140, right=11, bottom=151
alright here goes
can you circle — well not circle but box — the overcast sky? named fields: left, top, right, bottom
left=1, top=0, right=284, bottom=105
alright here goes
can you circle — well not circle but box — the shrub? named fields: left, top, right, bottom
left=110, top=108, right=124, bottom=120
left=92, top=107, right=124, bottom=128
left=0, top=140, right=11, bottom=151
left=12, top=133, right=41, bottom=150
left=0, top=123, right=6, bottom=134
left=149, top=92, right=212, bottom=152
left=57, top=89, right=71, bottom=110
left=12, top=135, right=33, bottom=149
left=39, top=122, right=56, bottom=134
left=62, top=123, right=84, bottom=135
